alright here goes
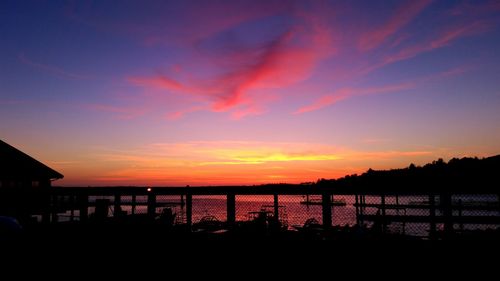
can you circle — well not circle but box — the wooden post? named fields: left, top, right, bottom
left=331, top=194, right=335, bottom=226
left=131, top=195, right=136, bottom=215
left=395, top=195, right=400, bottom=216
left=51, top=195, right=58, bottom=223
left=273, top=194, right=279, bottom=221
left=227, top=193, right=236, bottom=228
left=95, top=199, right=110, bottom=220
left=79, top=195, right=88, bottom=222
left=441, top=192, right=453, bottom=238
left=429, top=194, right=436, bottom=240
left=181, top=194, right=185, bottom=207
left=458, top=199, right=463, bottom=232
left=359, top=194, right=365, bottom=225
left=114, top=194, right=121, bottom=217
left=322, top=193, right=332, bottom=229
left=381, top=194, right=386, bottom=233
left=355, top=194, right=360, bottom=225
left=186, top=194, right=192, bottom=230
left=70, top=195, right=75, bottom=222
left=497, top=194, right=500, bottom=219
left=42, top=191, right=51, bottom=224
left=147, top=193, right=156, bottom=217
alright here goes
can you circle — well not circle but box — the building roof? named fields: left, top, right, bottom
left=0, top=140, right=63, bottom=181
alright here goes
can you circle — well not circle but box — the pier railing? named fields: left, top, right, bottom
left=2, top=186, right=499, bottom=239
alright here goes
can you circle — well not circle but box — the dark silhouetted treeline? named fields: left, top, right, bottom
left=316, top=155, right=500, bottom=193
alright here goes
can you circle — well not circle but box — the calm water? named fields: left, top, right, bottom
left=60, top=195, right=357, bottom=227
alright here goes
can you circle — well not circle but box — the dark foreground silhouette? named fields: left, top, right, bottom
left=2, top=150, right=500, bottom=243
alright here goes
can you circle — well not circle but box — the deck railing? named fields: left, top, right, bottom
left=1, top=186, right=499, bottom=239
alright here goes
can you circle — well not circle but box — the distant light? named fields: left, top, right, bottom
left=147, top=187, right=152, bottom=192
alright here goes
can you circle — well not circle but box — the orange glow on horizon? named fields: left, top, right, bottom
left=44, top=141, right=478, bottom=187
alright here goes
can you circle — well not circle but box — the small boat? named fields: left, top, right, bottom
left=244, top=205, right=289, bottom=230
left=192, top=215, right=225, bottom=232
left=300, top=195, right=346, bottom=206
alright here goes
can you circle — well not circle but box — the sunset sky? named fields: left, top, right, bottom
left=1, top=0, right=500, bottom=186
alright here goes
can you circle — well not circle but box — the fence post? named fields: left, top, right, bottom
left=429, top=194, right=436, bottom=240
left=51, top=195, right=58, bottom=223
left=147, top=192, right=156, bottom=218
left=114, top=193, right=121, bottom=217
left=186, top=194, right=192, bottom=231
left=441, top=192, right=453, bottom=238
left=227, top=193, right=236, bottom=228
left=355, top=194, right=360, bottom=225
left=131, top=195, right=136, bottom=215
left=381, top=194, right=386, bottom=233
left=69, top=195, right=75, bottom=222
left=497, top=194, right=500, bottom=218
left=39, top=189, right=50, bottom=224
left=322, top=193, right=332, bottom=229
left=79, top=195, right=88, bottom=222
left=273, top=194, right=279, bottom=222
left=458, top=199, right=463, bottom=232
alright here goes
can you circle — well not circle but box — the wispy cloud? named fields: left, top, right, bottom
left=128, top=9, right=335, bottom=119
left=166, top=106, right=205, bottom=120
left=360, top=20, right=492, bottom=75
left=359, top=0, right=434, bottom=51
left=230, top=105, right=265, bottom=120
left=71, top=0, right=497, bottom=123
left=128, top=76, right=185, bottom=92
left=18, top=53, right=89, bottom=80
left=296, top=63, right=470, bottom=115
left=294, top=82, right=415, bottom=114
left=293, top=95, right=344, bottom=115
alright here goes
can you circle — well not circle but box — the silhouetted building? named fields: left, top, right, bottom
left=0, top=139, right=63, bottom=188
left=0, top=140, right=63, bottom=222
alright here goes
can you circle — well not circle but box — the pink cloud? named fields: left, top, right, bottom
left=128, top=76, right=186, bottom=92
left=231, top=106, right=265, bottom=120
left=358, top=0, right=433, bottom=51
left=166, top=106, right=204, bottom=120
left=293, top=95, right=346, bottom=115
left=18, top=53, right=88, bottom=80
left=129, top=14, right=335, bottom=118
left=294, top=82, right=415, bottom=114
left=390, top=33, right=411, bottom=49
left=210, top=30, right=297, bottom=111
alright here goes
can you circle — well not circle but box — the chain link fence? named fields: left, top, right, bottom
left=20, top=190, right=500, bottom=240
